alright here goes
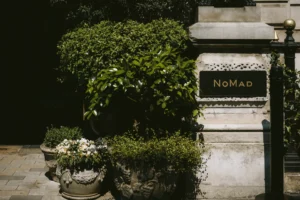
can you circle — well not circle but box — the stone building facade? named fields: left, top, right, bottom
left=189, top=0, right=300, bottom=199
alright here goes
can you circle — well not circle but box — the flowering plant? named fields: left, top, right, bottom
left=56, top=138, right=108, bottom=170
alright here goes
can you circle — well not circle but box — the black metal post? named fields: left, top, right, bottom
left=284, top=21, right=297, bottom=101
left=269, top=19, right=300, bottom=200
left=270, top=64, right=284, bottom=200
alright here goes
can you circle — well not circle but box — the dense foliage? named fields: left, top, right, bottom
left=56, top=138, right=108, bottom=169
left=57, top=19, right=189, bottom=88
left=50, top=0, right=198, bottom=28
left=85, top=47, right=201, bottom=136
left=107, top=133, right=203, bottom=173
left=43, top=126, right=83, bottom=148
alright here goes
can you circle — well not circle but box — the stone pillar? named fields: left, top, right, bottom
left=189, top=8, right=275, bottom=199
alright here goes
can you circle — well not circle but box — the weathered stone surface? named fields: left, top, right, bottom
left=285, top=173, right=300, bottom=193
left=291, top=7, right=300, bottom=29
left=201, top=143, right=268, bottom=186
left=189, top=22, right=275, bottom=40
left=198, top=6, right=261, bottom=22
left=259, top=3, right=288, bottom=24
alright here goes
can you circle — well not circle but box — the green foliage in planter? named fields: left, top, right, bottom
left=85, top=47, right=201, bottom=135
left=107, top=133, right=203, bottom=173
left=57, top=19, right=189, bottom=87
left=50, top=0, right=198, bottom=28
left=43, top=126, right=83, bottom=148
left=270, top=51, right=300, bottom=156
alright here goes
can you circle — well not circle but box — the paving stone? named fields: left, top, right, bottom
left=5, top=168, right=21, bottom=171
left=23, top=175, right=49, bottom=182
left=29, top=168, right=47, bottom=172
left=6, top=180, right=36, bottom=186
left=9, top=195, right=43, bottom=200
left=34, top=161, right=46, bottom=166
left=11, top=160, right=35, bottom=165
left=18, top=148, right=42, bottom=155
left=0, top=191, right=29, bottom=196
left=41, top=196, right=65, bottom=200
left=24, top=155, right=42, bottom=160
left=19, top=165, right=39, bottom=170
left=28, top=189, right=46, bottom=195
left=6, top=180, right=24, bottom=186
left=0, top=164, right=10, bottom=168
left=17, top=184, right=46, bottom=190
left=0, top=196, right=11, bottom=200
left=0, top=185, right=18, bottom=190
left=0, top=180, right=8, bottom=185
left=13, top=171, right=41, bottom=176
left=0, top=172, right=14, bottom=176
left=0, top=176, right=25, bottom=180
left=44, top=182, right=60, bottom=191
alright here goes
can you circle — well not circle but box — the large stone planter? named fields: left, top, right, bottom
left=113, top=163, right=178, bottom=200
left=59, top=168, right=106, bottom=200
left=40, top=143, right=58, bottom=182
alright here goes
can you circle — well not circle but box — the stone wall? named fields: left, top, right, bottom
left=192, top=1, right=300, bottom=198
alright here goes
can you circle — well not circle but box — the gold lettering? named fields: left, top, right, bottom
left=214, top=79, right=221, bottom=87
left=222, top=81, right=228, bottom=87
left=229, top=79, right=237, bottom=87
left=239, top=81, right=245, bottom=87
left=247, top=81, right=253, bottom=87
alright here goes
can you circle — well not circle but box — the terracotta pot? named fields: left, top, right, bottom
left=113, top=163, right=178, bottom=200
left=40, top=143, right=58, bottom=182
left=59, top=168, right=106, bottom=200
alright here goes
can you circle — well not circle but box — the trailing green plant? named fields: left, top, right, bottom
left=56, top=138, right=108, bottom=170
left=85, top=47, right=201, bottom=136
left=107, top=132, right=203, bottom=173
left=270, top=51, right=300, bottom=156
left=50, top=0, right=198, bottom=29
left=57, top=19, right=189, bottom=88
left=43, top=126, right=83, bottom=148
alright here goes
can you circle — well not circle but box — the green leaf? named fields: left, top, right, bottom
left=116, top=69, right=125, bottom=75
left=193, top=110, right=198, bottom=117
left=162, top=102, right=166, bottom=108
left=101, top=84, right=107, bottom=91
left=177, top=91, right=182, bottom=97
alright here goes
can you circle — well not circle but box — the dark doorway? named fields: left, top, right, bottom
left=2, top=0, right=82, bottom=144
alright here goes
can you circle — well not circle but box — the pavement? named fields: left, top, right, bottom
left=0, top=145, right=65, bottom=200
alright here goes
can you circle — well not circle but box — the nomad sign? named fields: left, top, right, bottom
left=200, top=71, right=267, bottom=97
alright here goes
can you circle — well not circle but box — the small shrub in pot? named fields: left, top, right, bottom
left=40, top=126, right=83, bottom=182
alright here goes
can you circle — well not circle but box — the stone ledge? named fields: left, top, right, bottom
left=201, top=123, right=270, bottom=131
left=189, top=22, right=275, bottom=40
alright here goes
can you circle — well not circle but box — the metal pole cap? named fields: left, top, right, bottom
left=283, top=19, right=296, bottom=31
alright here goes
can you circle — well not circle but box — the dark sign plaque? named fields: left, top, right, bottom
left=200, top=71, right=267, bottom=98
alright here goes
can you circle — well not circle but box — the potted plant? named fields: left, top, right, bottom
left=107, top=132, right=203, bottom=200
left=40, top=126, right=82, bottom=182
left=83, top=47, right=205, bottom=199
left=56, top=138, right=108, bottom=200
